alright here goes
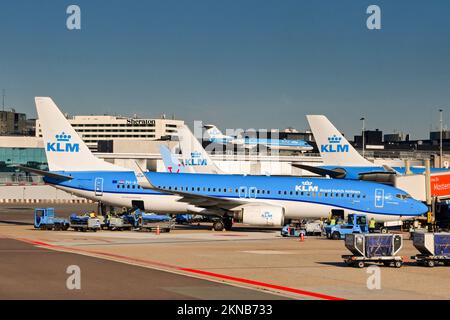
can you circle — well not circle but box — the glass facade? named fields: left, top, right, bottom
left=0, top=147, right=47, bottom=172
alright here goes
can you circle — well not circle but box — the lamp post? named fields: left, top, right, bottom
left=360, top=117, right=365, bottom=158
left=440, top=109, right=443, bottom=168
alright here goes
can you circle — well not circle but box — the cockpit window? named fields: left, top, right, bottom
left=396, top=194, right=412, bottom=200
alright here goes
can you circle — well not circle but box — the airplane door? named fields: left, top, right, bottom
left=95, top=178, right=104, bottom=196
left=238, top=186, right=247, bottom=199
left=374, top=189, right=384, bottom=208
left=249, top=187, right=257, bottom=199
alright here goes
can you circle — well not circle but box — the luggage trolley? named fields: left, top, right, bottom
left=342, top=233, right=404, bottom=268
left=412, top=232, right=450, bottom=267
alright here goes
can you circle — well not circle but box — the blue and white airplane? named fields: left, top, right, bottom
left=204, top=124, right=313, bottom=152
left=299, top=115, right=449, bottom=181
left=22, top=97, right=427, bottom=231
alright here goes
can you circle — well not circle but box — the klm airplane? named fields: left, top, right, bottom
left=299, top=115, right=449, bottom=182
left=22, top=98, right=427, bottom=231
left=204, top=125, right=313, bottom=152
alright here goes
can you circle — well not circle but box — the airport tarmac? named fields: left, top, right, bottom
left=1, top=204, right=450, bottom=300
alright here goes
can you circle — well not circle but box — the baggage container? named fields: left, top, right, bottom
left=343, top=233, right=404, bottom=268
left=345, top=233, right=403, bottom=258
left=413, top=232, right=450, bottom=257
left=412, top=232, right=450, bottom=267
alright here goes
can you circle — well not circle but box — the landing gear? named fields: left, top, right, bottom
left=213, top=220, right=225, bottom=231
left=212, top=216, right=233, bottom=232
left=223, top=217, right=233, bottom=231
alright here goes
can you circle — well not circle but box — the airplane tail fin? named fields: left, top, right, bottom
left=306, top=115, right=375, bottom=167
left=203, top=124, right=224, bottom=140
left=159, top=145, right=188, bottom=173
left=177, top=124, right=224, bottom=174
left=35, top=97, right=126, bottom=172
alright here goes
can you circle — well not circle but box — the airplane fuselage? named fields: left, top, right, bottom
left=45, top=171, right=427, bottom=222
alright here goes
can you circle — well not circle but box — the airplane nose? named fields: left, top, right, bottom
left=415, top=201, right=429, bottom=216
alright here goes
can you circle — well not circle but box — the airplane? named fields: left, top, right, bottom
left=298, top=115, right=449, bottom=182
left=22, top=97, right=428, bottom=232
left=204, top=124, right=314, bottom=152
left=160, top=145, right=188, bottom=173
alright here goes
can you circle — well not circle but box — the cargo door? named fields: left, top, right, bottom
left=95, top=177, right=104, bottom=196
left=374, top=188, right=384, bottom=208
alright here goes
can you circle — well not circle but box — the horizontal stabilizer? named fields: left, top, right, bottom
left=292, top=164, right=345, bottom=178
left=16, top=165, right=73, bottom=181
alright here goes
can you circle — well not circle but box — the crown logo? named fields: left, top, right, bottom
left=191, top=151, right=201, bottom=158
left=328, top=135, right=341, bottom=144
left=302, top=181, right=313, bottom=186
left=55, top=132, right=71, bottom=142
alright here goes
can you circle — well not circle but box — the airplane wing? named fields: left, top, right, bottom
left=134, top=163, right=252, bottom=211
left=15, top=165, right=74, bottom=181
left=291, top=164, right=345, bottom=178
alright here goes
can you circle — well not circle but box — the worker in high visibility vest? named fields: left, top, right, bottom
left=330, top=217, right=336, bottom=226
left=369, top=217, right=376, bottom=233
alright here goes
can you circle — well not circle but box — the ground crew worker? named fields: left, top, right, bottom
left=330, top=217, right=336, bottom=225
left=89, top=211, right=96, bottom=218
left=369, top=217, right=376, bottom=233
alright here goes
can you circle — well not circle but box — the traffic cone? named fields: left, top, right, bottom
left=300, top=232, right=304, bottom=242
left=156, top=225, right=160, bottom=235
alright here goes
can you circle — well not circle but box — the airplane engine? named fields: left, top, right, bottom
left=234, top=205, right=285, bottom=226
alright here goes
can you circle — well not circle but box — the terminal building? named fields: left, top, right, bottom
left=36, top=115, right=184, bottom=151
left=0, top=109, right=35, bottom=136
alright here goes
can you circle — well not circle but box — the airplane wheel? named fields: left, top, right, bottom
left=426, top=260, right=435, bottom=268
left=213, top=220, right=225, bottom=231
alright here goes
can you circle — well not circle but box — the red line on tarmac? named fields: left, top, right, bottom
left=14, top=237, right=345, bottom=301
left=179, top=268, right=345, bottom=300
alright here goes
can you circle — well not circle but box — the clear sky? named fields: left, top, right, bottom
left=1, top=0, right=449, bottom=139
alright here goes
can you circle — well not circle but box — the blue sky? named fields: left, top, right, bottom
left=0, top=0, right=449, bottom=139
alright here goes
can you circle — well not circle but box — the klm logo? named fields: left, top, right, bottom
left=295, top=181, right=319, bottom=192
left=46, top=132, right=80, bottom=153
left=180, top=151, right=207, bottom=166
left=321, top=135, right=349, bottom=153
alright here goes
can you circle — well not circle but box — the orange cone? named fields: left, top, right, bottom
left=300, top=232, right=304, bottom=242
left=156, top=225, right=160, bottom=235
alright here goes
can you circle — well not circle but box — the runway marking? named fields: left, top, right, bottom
left=13, top=236, right=345, bottom=301
left=179, top=268, right=345, bottom=301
